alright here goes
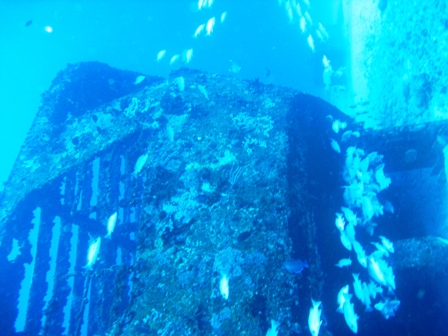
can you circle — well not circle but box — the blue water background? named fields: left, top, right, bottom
left=0, top=0, right=341, bottom=186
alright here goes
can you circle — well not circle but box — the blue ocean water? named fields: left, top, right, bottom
left=1, top=1, right=447, bottom=336
left=0, top=0, right=340, bottom=187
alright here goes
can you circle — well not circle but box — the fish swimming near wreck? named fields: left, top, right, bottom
left=84, top=237, right=101, bottom=270
left=104, top=212, right=117, bottom=239
left=308, top=299, right=322, bottom=336
left=283, top=259, right=308, bottom=274
left=132, top=153, right=149, bottom=176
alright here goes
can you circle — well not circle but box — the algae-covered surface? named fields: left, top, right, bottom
left=2, top=60, right=448, bottom=335
left=0, top=63, right=306, bottom=335
left=342, top=0, right=448, bottom=129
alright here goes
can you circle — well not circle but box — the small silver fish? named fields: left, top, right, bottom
left=309, top=299, right=322, bottom=336
left=169, top=54, right=180, bottom=65
left=206, top=17, right=215, bottom=35
left=335, top=258, right=352, bottom=268
left=156, top=50, right=166, bottom=62
left=174, top=76, right=185, bottom=91
left=220, top=11, right=227, bottom=23
left=133, top=153, right=149, bottom=176
left=219, top=273, right=229, bottom=300
left=105, top=212, right=117, bottom=239
left=84, top=237, right=101, bottom=270
left=133, top=75, right=145, bottom=85
left=229, top=59, right=241, bottom=73
left=197, top=0, right=206, bottom=10
left=318, top=22, right=330, bottom=40
left=183, top=48, right=193, bottom=64
left=332, top=119, right=347, bottom=133
left=300, top=16, right=306, bottom=33
left=380, top=236, right=395, bottom=253
left=307, top=34, right=315, bottom=52
left=198, top=85, right=209, bottom=100
left=337, top=285, right=349, bottom=313
left=330, top=139, right=341, bottom=153
left=322, top=55, right=330, bottom=68
left=193, top=24, right=205, bottom=38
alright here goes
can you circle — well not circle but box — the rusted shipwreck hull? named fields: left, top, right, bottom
left=0, top=62, right=447, bottom=336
